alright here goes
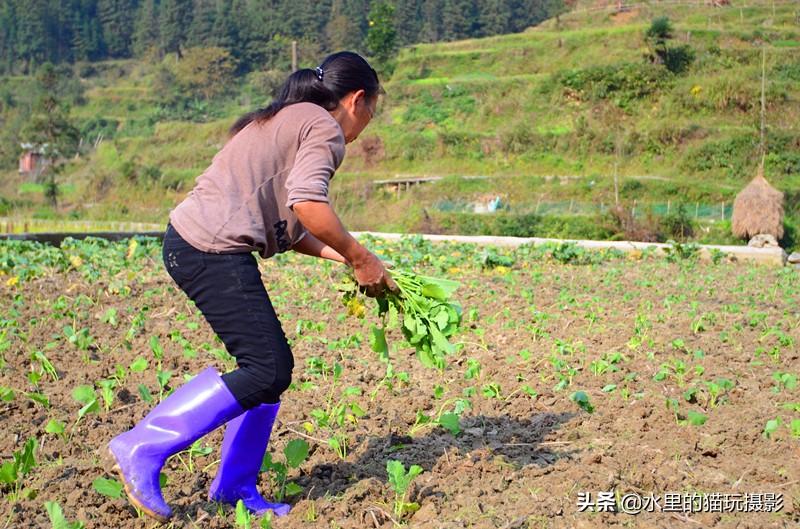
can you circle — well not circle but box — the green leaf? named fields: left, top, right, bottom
left=71, top=385, right=96, bottom=405
left=149, top=336, right=163, bottom=360
left=790, top=419, right=800, bottom=438
left=284, top=482, right=303, bottom=496
left=156, top=370, right=172, bottom=389
left=16, top=438, right=37, bottom=476
left=386, top=459, right=406, bottom=493
left=369, top=325, right=388, bottom=361
left=235, top=499, right=252, bottom=529
left=137, top=384, right=153, bottom=404
left=763, top=418, right=781, bottom=439
left=92, top=477, right=123, bottom=499
left=259, top=512, right=273, bottom=529
left=283, top=439, right=310, bottom=469
left=129, top=357, right=147, bottom=373
left=27, top=392, right=50, bottom=408
left=418, top=276, right=460, bottom=300
left=0, top=385, right=14, bottom=401
left=686, top=410, right=707, bottom=426
left=45, top=419, right=65, bottom=435
left=78, top=399, right=99, bottom=419
left=0, top=461, right=17, bottom=485
left=45, top=501, right=69, bottom=529
left=438, top=413, right=461, bottom=436
left=601, top=384, right=617, bottom=393
left=569, top=391, right=595, bottom=414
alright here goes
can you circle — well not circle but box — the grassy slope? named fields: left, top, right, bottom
left=1, top=1, right=798, bottom=240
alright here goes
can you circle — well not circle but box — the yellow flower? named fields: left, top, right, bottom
left=690, top=85, right=702, bottom=96
left=6, top=276, right=19, bottom=287
left=69, top=255, right=83, bottom=268
left=127, top=238, right=138, bottom=260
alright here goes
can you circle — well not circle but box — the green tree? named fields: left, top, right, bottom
left=480, top=0, right=510, bottom=36
left=159, top=0, right=191, bottom=57
left=394, top=0, right=421, bottom=46
left=133, top=0, right=160, bottom=57
left=20, top=63, right=80, bottom=207
left=366, top=1, right=397, bottom=73
left=98, top=0, right=136, bottom=57
left=326, top=0, right=363, bottom=50
left=440, top=0, right=477, bottom=41
left=187, top=0, right=216, bottom=48
left=173, top=46, right=237, bottom=100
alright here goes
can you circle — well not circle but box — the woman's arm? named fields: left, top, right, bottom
left=291, top=200, right=398, bottom=297
left=292, top=232, right=348, bottom=264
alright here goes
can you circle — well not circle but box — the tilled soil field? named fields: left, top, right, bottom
left=1, top=237, right=799, bottom=528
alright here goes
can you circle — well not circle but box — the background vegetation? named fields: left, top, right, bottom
left=0, top=0, right=797, bottom=249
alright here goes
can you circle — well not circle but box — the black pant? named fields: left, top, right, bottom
left=162, top=222, right=294, bottom=409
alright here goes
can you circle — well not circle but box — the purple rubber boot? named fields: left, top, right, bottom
left=208, top=401, right=291, bottom=516
left=107, top=367, right=245, bottom=522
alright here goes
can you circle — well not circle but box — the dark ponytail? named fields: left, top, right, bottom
left=230, top=51, right=382, bottom=137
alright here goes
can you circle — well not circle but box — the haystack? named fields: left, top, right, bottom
left=731, top=166, right=784, bottom=240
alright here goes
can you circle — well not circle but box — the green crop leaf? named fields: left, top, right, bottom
left=71, top=385, right=95, bottom=405
left=0, top=385, right=14, bottom=401
left=763, top=418, right=781, bottom=439
left=369, top=325, right=388, bottom=361
left=386, top=459, right=423, bottom=496
left=129, top=357, right=147, bottom=373
left=137, top=384, right=153, bottom=404
left=45, top=419, right=65, bottom=435
left=790, top=419, right=800, bottom=438
left=92, top=477, right=123, bottom=499
left=16, top=437, right=37, bottom=476
left=438, top=413, right=461, bottom=436
left=284, top=482, right=303, bottom=496
left=284, top=439, right=310, bottom=469
left=686, top=410, right=707, bottom=426
left=235, top=499, right=252, bottom=529
left=569, top=391, right=595, bottom=414
left=45, top=501, right=85, bottom=529
left=0, top=461, right=17, bottom=485
left=149, top=336, right=164, bottom=360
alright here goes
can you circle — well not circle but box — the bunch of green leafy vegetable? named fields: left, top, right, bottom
left=340, top=269, right=462, bottom=370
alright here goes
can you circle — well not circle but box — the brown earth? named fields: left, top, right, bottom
left=1, top=251, right=799, bottom=528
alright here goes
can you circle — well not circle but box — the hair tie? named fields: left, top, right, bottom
left=315, top=66, right=324, bottom=82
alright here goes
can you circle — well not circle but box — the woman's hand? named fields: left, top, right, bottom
left=351, top=251, right=399, bottom=298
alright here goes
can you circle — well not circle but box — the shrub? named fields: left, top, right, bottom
left=660, top=203, right=695, bottom=241
left=555, top=62, right=672, bottom=109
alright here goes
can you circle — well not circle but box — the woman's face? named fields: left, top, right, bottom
left=335, top=89, right=377, bottom=143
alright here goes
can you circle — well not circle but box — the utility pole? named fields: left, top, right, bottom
left=760, top=46, right=767, bottom=171
left=291, top=40, right=297, bottom=71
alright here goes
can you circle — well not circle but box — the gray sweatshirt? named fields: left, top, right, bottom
left=169, top=102, right=346, bottom=258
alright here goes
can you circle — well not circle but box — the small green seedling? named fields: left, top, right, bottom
left=235, top=499, right=253, bottom=529
left=763, top=418, right=781, bottom=439
left=0, top=437, right=37, bottom=499
left=386, top=459, right=423, bottom=518
left=71, top=385, right=99, bottom=423
left=92, top=477, right=124, bottom=499
left=45, top=501, right=85, bottom=529
left=569, top=391, right=594, bottom=414
left=260, top=439, right=310, bottom=501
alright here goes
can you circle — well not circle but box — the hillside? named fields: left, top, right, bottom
left=1, top=1, right=798, bottom=246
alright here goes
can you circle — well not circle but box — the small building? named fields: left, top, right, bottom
left=18, top=143, right=51, bottom=181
